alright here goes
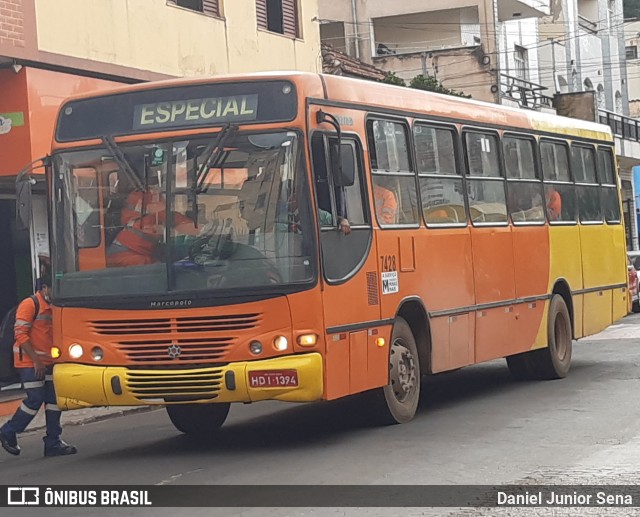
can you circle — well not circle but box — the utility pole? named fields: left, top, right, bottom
left=421, top=52, right=427, bottom=76
left=550, top=38, right=559, bottom=93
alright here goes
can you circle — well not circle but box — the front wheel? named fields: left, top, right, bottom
left=370, top=317, right=421, bottom=425
left=166, top=403, right=230, bottom=436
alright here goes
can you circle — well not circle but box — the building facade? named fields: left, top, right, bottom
left=0, top=0, right=320, bottom=319
left=318, top=0, right=551, bottom=104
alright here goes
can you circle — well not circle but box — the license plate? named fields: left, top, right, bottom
left=248, top=370, right=298, bottom=388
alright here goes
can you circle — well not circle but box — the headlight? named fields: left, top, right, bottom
left=68, top=343, right=84, bottom=359
left=249, top=341, right=263, bottom=355
left=273, top=335, right=288, bottom=351
left=297, top=334, right=317, bottom=347
left=91, top=347, right=104, bottom=361
left=50, top=347, right=61, bottom=359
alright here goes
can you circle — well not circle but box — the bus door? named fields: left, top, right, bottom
left=310, top=131, right=386, bottom=399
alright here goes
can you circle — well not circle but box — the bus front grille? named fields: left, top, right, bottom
left=125, top=369, right=224, bottom=402
left=88, top=313, right=263, bottom=365
left=117, top=338, right=233, bottom=364
left=91, top=313, right=261, bottom=335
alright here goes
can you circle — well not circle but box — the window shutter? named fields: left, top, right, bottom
left=282, top=0, right=298, bottom=38
left=256, top=0, right=268, bottom=29
left=202, top=0, right=219, bottom=16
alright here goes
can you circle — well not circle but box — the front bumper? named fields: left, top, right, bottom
left=54, top=353, right=323, bottom=410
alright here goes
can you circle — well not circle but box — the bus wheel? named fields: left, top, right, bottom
left=165, top=403, right=230, bottom=436
left=371, top=317, right=421, bottom=424
left=507, top=294, right=572, bottom=380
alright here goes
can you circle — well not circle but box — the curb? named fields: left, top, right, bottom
left=16, top=406, right=160, bottom=435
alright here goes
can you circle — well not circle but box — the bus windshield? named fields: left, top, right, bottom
left=52, top=131, right=315, bottom=301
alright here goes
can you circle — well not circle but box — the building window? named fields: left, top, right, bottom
left=627, top=45, right=638, bottom=60
left=597, top=84, right=605, bottom=109
left=514, top=45, right=528, bottom=80
left=584, top=78, right=594, bottom=91
left=256, top=0, right=299, bottom=38
left=615, top=91, right=623, bottom=113
left=168, top=0, right=220, bottom=17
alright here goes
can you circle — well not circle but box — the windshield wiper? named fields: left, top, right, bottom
left=195, top=123, right=238, bottom=193
left=102, top=136, right=144, bottom=191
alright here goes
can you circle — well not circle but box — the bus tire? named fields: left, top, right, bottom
left=370, top=317, right=421, bottom=425
left=507, top=294, right=572, bottom=380
left=166, top=402, right=230, bottom=436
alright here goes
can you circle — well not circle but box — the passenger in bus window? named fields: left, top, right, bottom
left=283, top=191, right=350, bottom=235
left=545, top=186, right=562, bottom=221
left=319, top=209, right=351, bottom=235
left=373, top=177, right=398, bottom=224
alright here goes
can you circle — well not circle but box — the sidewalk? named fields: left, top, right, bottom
left=0, top=394, right=156, bottom=433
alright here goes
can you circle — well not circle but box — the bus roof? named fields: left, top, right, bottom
left=318, top=74, right=613, bottom=142
left=57, top=71, right=613, bottom=143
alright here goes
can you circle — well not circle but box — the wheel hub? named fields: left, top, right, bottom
left=389, top=341, right=416, bottom=403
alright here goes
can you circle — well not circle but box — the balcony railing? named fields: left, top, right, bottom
left=578, top=14, right=598, bottom=34
left=599, top=110, right=640, bottom=143
left=500, top=73, right=554, bottom=110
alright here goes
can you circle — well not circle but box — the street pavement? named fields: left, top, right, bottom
left=3, top=314, right=640, bottom=516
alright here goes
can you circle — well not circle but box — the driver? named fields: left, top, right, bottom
left=107, top=177, right=198, bottom=267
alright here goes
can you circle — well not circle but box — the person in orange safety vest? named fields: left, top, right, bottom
left=107, top=186, right=198, bottom=267
left=374, top=182, right=398, bottom=225
left=0, top=271, right=77, bottom=457
left=546, top=186, right=562, bottom=221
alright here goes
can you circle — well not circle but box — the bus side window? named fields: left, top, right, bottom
left=597, top=147, right=621, bottom=224
left=414, top=124, right=466, bottom=226
left=367, top=119, right=418, bottom=227
left=540, top=140, right=577, bottom=223
left=311, top=133, right=334, bottom=225
left=503, top=136, right=544, bottom=224
left=463, top=131, right=507, bottom=224
left=311, top=134, right=367, bottom=228
left=572, top=144, right=602, bottom=223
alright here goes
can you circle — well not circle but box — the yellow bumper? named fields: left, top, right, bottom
left=54, top=353, right=323, bottom=410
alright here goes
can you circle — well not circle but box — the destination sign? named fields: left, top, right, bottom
left=55, top=80, right=297, bottom=142
left=133, top=94, right=259, bottom=130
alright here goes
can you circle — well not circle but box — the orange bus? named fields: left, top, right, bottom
left=21, top=72, right=627, bottom=433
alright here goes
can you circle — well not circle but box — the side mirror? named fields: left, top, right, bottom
left=330, top=142, right=355, bottom=188
left=16, top=177, right=34, bottom=231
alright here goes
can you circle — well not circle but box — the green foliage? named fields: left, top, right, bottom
left=409, top=74, right=470, bottom=98
left=381, top=72, right=406, bottom=86
left=624, top=0, right=640, bottom=19
left=381, top=72, right=469, bottom=98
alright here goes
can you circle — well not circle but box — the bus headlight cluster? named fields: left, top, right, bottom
left=68, top=343, right=84, bottom=359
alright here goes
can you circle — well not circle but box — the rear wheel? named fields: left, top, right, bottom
left=166, top=403, right=230, bottom=436
left=507, top=294, right=572, bottom=380
left=370, top=317, right=421, bottom=424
